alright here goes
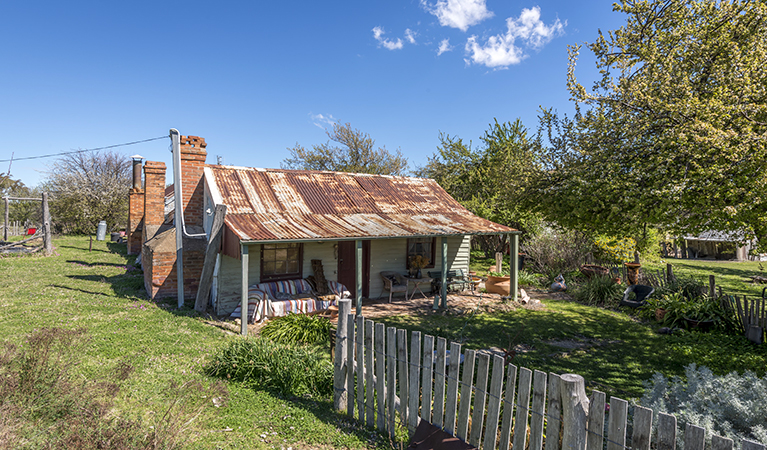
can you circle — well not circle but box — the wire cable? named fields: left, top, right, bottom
left=0, top=135, right=168, bottom=163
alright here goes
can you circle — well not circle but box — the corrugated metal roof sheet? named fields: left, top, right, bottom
left=206, top=166, right=515, bottom=242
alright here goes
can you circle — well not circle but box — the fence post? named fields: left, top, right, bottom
left=709, top=275, right=716, bottom=299
left=561, top=374, right=589, bottom=450
left=666, top=263, right=674, bottom=283
left=3, top=196, right=8, bottom=242
left=333, top=299, right=351, bottom=412
left=42, top=193, right=52, bottom=256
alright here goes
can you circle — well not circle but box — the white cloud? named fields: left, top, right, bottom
left=309, top=113, right=336, bottom=130
left=372, top=26, right=404, bottom=50
left=405, top=28, right=417, bottom=44
left=465, top=6, right=565, bottom=68
left=437, top=38, right=453, bottom=55
left=421, top=0, right=494, bottom=32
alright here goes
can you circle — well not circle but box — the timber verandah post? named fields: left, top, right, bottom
left=240, top=243, right=249, bottom=336
left=356, top=239, right=363, bottom=316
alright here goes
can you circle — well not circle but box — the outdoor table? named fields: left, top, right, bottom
left=404, top=276, right=431, bottom=301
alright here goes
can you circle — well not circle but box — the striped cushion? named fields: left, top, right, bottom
left=229, top=278, right=350, bottom=323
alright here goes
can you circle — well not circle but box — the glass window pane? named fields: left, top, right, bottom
left=275, top=260, right=286, bottom=274
left=276, top=248, right=288, bottom=261
left=264, top=261, right=275, bottom=274
left=288, top=261, right=299, bottom=273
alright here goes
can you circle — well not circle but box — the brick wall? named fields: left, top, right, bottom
left=127, top=188, right=144, bottom=255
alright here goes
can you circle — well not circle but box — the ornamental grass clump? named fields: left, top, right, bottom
left=204, top=336, right=333, bottom=398
left=573, top=275, right=624, bottom=307
left=260, top=313, right=332, bottom=345
left=640, top=364, right=767, bottom=449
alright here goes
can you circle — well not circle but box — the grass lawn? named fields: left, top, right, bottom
left=2, top=237, right=766, bottom=448
left=644, top=257, right=767, bottom=298
left=0, top=236, right=386, bottom=449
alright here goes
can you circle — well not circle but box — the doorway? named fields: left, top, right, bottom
left=337, top=240, right=370, bottom=298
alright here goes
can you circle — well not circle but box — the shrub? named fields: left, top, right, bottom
left=204, top=336, right=333, bottom=398
left=518, top=270, right=540, bottom=287
left=593, top=235, right=636, bottom=263
left=573, top=275, right=624, bottom=307
left=640, top=364, right=767, bottom=449
left=521, top=227, right=592, bottom=276
left=260, top=313, right=332, bottom=345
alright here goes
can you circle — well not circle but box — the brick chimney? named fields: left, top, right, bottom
left=179, top=136, right=207, bottom=228
left=127, top=156, right=144, bottom=255
left=142, top=161, right=166, bottom=242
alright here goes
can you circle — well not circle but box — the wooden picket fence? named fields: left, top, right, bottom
left=332, top=299, right=765, bottom=450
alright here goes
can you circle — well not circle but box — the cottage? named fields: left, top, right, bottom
left=128, top=132, right=518, bottom=333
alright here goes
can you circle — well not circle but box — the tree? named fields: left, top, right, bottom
left=0, top=175, right=40, bottom=229
left=545, top=0, right=767, bottom=250
left=43, top=150, right=131, bottom=234
left=282, top=122, right=409, bottom=175
left=419, top=119, right=544, bottom=255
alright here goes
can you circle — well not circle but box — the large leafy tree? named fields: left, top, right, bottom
left=419, top=119, right=543, bottom=255
left=547, top=0, right=767, bottom=249
left=283, top=122, right=409, bottom=175
left=43, top=150, right=131, bottom=234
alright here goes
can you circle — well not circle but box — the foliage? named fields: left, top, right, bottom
left=260, top=313, right=333, bottom=345
left=204, top=336, right=333, bottom=398
left=419, top=119, right=544, bottom=256
left=521, top=226, right=592, bottom=276
left=544, top=0, right=767, bottom=250
left=42, top=150, right=130, bottom=234
left=410, top=254, right=430, bottom=270
left=517, top=270, right=540, bottom=287
left=282, top=122, right=409, bottom=175
left=573, top=275, right=624, bottom=307
left=593, top=235, right=635, bottom=264
left=640, top=364, right=767, bottom=449
left=0, top=177, right=41, bottom=227
left=0, top=327, right=226, bottom=449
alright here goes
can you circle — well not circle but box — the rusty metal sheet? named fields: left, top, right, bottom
left=209, top=166, right=515, bottom=242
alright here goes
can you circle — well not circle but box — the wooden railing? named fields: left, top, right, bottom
left=332, top=299, right=765, bottom=450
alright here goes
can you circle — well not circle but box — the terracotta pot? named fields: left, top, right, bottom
left=655, top=308, right=667, bottom=322
left=486, top=275, right=511, bottom=296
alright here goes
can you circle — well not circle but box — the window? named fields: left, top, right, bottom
left=406, top=237, right=436, bottom=269
left=261, top=242, right=303, bottom=281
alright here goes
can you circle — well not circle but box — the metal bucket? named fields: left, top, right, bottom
left=96, top=221, right=107, bottom=241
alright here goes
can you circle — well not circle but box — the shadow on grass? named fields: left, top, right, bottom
left=66, top=260, right=129, bottom=268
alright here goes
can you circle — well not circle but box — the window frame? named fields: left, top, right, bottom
left=260, top=242, right=304, bottom=282
left=406, top=237, right=436, bottom=270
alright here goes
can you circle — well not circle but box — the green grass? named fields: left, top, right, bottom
left=0, top=236, right=388, bottom=449
left=644, top=257, right=767, bottom=298
left=376, top=298, right=767, bottom=399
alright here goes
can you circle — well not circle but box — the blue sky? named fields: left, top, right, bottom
left=0, top=1, right=625, bottom=188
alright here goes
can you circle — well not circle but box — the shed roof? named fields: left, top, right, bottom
left=205, top=165, right=516, bottom=243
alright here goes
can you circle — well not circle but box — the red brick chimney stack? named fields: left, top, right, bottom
left=142, top=161, right=166, bottom=242
left=179, top=136, right=207, bottom=228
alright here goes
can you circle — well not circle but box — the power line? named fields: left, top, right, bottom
left=0, top=135, right=168, bottom=163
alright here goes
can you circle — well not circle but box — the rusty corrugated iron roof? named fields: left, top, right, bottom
left=205, top=166, right=516, bottom=242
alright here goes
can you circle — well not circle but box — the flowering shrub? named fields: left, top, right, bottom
left=593, top=235, right=636, bottom=263
left=640, top=364, right=767, bottom=449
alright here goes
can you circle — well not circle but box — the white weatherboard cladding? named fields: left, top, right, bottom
left=214, top=241, right=339, bottom=317
left=214, top=236, right=472, bottom=316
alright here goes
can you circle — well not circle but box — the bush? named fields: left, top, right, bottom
left=573, top=275, right=624, bottom=307
left=593, top=235, right=636, bottom=263
left=640, top=364, right=767, bottom=449
left=521, top=227, right=592, bottom=276
left=204, top=336, right=333, bottom=398
left=260, top=313, right=332, bottom=345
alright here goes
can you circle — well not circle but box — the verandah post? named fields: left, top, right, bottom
left=356, top=239, right=363, bottom=316
left=240, top=244, right=249, bottom=336
left=510, top=233, right=519, bottom=302
left=441, top=236, right=447, bottom=308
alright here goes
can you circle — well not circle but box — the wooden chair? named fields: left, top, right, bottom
left=379, top=271, right=408, bottom=303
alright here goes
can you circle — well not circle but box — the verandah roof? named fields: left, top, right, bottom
left=205, top=165, right=516, bottom=243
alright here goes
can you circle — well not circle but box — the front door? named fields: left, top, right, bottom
left=337, top=240, right=370, bottom=298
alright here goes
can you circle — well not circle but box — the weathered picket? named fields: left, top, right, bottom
left=332, top=300, right=765, bottom=450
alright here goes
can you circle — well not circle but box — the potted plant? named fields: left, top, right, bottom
left=409, top=255, right=429, bottom=278
left=486, top=269, right=511, bottom=296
